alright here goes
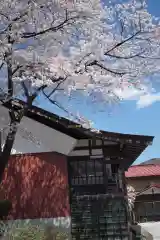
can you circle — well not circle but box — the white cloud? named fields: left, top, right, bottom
left=114, top=87, right=143, bottom=100
left=113, top=84, right=160, bottom=109
left=137, top=93, right=160, bottom=108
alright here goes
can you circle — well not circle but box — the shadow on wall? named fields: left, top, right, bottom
left=0, top=152, right=70, bottom=220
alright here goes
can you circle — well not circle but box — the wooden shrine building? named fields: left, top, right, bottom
left=0, top=100, right=154, bottom=240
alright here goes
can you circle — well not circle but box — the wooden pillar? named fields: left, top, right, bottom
left=102, top=139, right=108, bottom=192
left=0, top=131, right=1, bottom=155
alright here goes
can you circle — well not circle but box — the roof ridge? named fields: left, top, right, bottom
left=3, top=99, right=154, bottom=141
left=131, top=163, right=160, bottom=167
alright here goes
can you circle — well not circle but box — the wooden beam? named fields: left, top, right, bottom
left=68, top=156, right=90, bottom=161
left=89, top=139, right=92, bottom=156
left=102, top=139, right=108, bottom=191
left=68, top=155, right=125, bottom=164
left=74, top=144, right=120, bottom=153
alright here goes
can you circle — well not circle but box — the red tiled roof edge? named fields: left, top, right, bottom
left=125, top=164, right=160, bottom=178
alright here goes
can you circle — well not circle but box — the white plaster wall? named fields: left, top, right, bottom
left=0, top=105, right=77, bottom=155
left=139, top=222, right=160, bottom=240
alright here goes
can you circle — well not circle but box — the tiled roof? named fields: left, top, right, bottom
left=125, top=164, right=160, bottom=178
left=3, top=99, right=154, bottom=141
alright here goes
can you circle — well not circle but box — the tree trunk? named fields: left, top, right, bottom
left=0, top=104, right=29, bottom=182
left=0, top=119, right=19, bottom=182
left=0, top=85, right=46, bottom=182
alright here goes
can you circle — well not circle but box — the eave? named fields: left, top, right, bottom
left=3, top=99, right=154, bottom=168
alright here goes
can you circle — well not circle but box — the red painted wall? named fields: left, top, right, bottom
left=0, top=152, right=70, bottom=220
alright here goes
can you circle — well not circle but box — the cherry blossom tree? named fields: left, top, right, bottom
left=0, top=0, right=103, bottom=181
left=0, top=0, right=160, bottom=183
left=127, top=184, right=136, bottom=211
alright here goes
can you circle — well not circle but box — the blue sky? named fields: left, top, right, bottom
left=38, top=0, right=160, bottom=165
left=39, top=92, right=160, bottom=165
left=147, top=0, right=160, bottom=17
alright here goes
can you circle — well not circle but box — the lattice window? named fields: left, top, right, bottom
left=70, top=159, right=104, bottom=186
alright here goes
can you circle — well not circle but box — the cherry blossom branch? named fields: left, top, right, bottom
left=84, top=25, right=150, bottom=74
left=0, top=62, right=4, bottom=70
left=21, top=82, right=47, bottom=103
left=104, top=30, right=141, bottom=56
left=12, top=65, right=23, bottom=75
left=0, top=11, right=28, bottom=36
left=22, top=11, right=80, bottom=39
left=46, top=77, right=67, bottom=98
left=86, top=60, right=128, bottom=76
left=42, top=90, right=90, bottom=127
left=105, top=51, right=145, bottom=60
